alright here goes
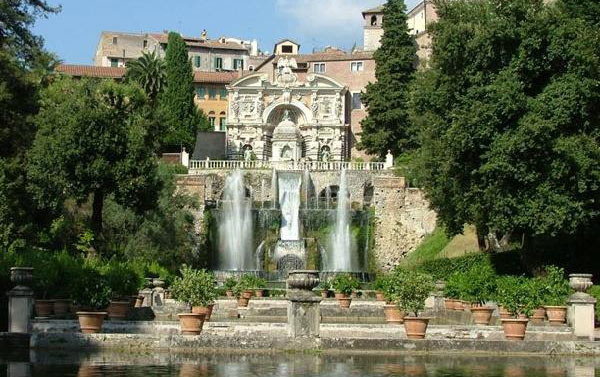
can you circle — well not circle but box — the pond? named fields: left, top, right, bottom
left=2, top=350, right=599, bottom=377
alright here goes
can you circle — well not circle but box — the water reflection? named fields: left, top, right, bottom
left=1, top=351, right=598, bottom=377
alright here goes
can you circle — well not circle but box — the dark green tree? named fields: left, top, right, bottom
left=28, top=77, right=161, bottom=237
left=359, top=0, right=417, bottom=159
left=125, top=50, right=166, bottom=102
left=412, top=0, right=600, bottom=253
left=160, top=32, right=207, bottom=152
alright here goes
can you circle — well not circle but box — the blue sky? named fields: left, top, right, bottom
left=33, top=0, right=421, bottom=64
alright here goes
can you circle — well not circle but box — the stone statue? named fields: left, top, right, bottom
left=256, top=95, right=264, bottom=118
left=231, top=92, right=240, bottom=119
left=321, top=148, right=331, bottom=162
left=385, top=149, right=394, bottom=169
left=282, top=109, right=291, bottom=122
left=276, top=57, right=298, bottom=86
left=311, top=92, right=319, bottom=119
left=335, top=92, right=343, bottom=119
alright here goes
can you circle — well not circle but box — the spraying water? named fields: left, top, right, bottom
left=329, top=169, right=356, bottom=271
left=278, top=172, right=302, bottom=241
left=303, top=169, right=310, bottom=210
left=271, top=168, right=277, bottom=209
left=219, top=170, right=253, bottom=270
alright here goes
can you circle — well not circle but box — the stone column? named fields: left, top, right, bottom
left=433, top=280, right=446, bottom=312
left=567, top=273, right=596, bottom=340
left=7, top=267, right=34, bottom=334
left=140, top=278, right=153, bottom=307
left=152, top=278, right=165, bottom=307
left=286, top=270, right=321, bottom=338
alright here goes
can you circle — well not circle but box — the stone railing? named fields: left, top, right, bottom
left=189, top=160, right=387, bottom=172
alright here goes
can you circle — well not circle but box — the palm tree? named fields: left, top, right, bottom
left=125, top=50, right=166, bottom=101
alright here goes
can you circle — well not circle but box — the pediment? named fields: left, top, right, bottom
left=230, top=73, right=268, bottom=88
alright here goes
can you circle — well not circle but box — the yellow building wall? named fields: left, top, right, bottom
left=194, top=83, right=229, bottom=131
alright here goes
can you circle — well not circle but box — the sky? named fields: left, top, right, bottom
left=33, top=0, right=421, bottom=64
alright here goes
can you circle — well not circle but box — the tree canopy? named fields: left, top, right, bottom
left=28, top=77, right=161, bottom=236
left=359, top=0, right=418, bottom=159
left=125, top=50, right=166, bottom=102
left=412, top=0, right=600, bottom=248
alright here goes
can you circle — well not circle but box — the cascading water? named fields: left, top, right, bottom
left=219, top=169, right=253, bottom=270
left=328, top=169, right=357, bottom=271
left=278, top=172, right=302, bottom=241
left=303, top=169, right=310, bottom=210
left=271, top=168, right=277, bottom=209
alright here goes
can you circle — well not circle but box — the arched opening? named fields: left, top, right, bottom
left=319, top=145, right=331, bottom=162
left=370, top=15, right=378, bottom=26
left=319, top=185, right=339, bottom=208
left=242, top=144, right=254, bottom=161
left=363, top=184, right=374, bottom=205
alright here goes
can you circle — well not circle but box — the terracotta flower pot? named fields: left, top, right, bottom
left=375, top=291, right=385, bottom=302
left=384, top=304, right=404, bottom=324
left=545, top=306, right=567, bottom=325
left=462, top=301, right=472, bottom=311
left=335, top=293, right=351, bottom=308
left=192, top=304, right=214, bottom=321
left=403, top=317, right=430, bottom=339
left=35, top=299, right=55, bottom=317
left=321, top=290, right=329, bottom=299
left=531, top=307, right=546, bottom=322
left=351, top=291, right=358, bottom=299
left=237, top=296, right=250, bottom=307
left=498, top=306, right=512, bottom=320
left=178, top=313, right=205, bottom=335
left=225, top=290, right=233, bottom=298
left=77, top=312, right=107, bottom=334
left=471, top=306, right=494, bottom=325
left=254, top=289, right=264, bottom=297
left=444, top=298, right=455, bottom=310
left=107, top=301, right=130, bottom=320
left=53, top=299, right=71, bottom=316
left=501, top=318, right=529, bottom=340
left=242, top=290, right=253, bottom=299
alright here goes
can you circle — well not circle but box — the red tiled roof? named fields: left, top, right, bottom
left=271, top=51, right=374, bottom=64
left=55, top=64, right=126, bottom=78
left=55, top=64, right=240, bottom=84
left=149, top=33, right=248, bottom=51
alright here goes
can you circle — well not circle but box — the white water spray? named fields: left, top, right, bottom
left=329, top=169, right=356, bottom=271
left=219, top=170, right=253, bottom=270
left=278, top=172, right=302, bottom=241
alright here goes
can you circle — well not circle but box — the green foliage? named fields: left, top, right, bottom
left=28, top=77, right=161, bottom=235
left=371, top=274, right=387, bottom=292
left=317, top=279, right=332, bottom=291
left=588, top=285, right=600, bottom=324
left=413, top=0, right=600, bottom=243
left=539, top=265, right=571, bottom=306
left=401, top=227, right=451, bottom=267
left=125, top=50, right=166, bottom=102
left=381, top=268, right=407, bottom=303
left=160, top=32, right=208, bottom=151
left=495, top=276, right=538, bottom=317
left=170, top=266, right=217, bottom=307
left=359, top=0, right=418, bottom=158
left=101, top=261, right=143, bottom=298
left=392, top=270, right=435, bottom=317
left=71, top=267, right=112, bottom=311
left=331, top=273, right=360, bottom=295
left=450, top=263, right=497, bottom=305
left=223, top=277, right=237, bottom=290
left=444, top=272, right=465, bottom=300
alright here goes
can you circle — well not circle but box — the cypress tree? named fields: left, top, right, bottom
left=160, top=32, right=205, bottom=152
left=359, top=0, right=417, bottom=159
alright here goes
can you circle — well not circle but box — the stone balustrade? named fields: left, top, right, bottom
left=188, top=159, right=386, bottom=172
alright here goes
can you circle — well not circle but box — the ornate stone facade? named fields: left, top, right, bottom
left=226, top=58, right=348, bottom=162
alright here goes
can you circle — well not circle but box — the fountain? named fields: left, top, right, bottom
left=218, top=169, right=253, bottom=271
left=328, top=169, right=357, bottom=271
left=274, top=171, right=306, bottom=274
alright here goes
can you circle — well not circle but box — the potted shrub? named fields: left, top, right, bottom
left=393, top=270, right=435, bottom=339
left=233, top=275, right=253, bottom=307
left=223, top=277, right=237, bottom=298
left=31, top=256, right=59, bottom=318
left=72, top=268, right=112, bottom=334
left=541, top=266, right=571, bottom=325
left=251, top=276, right=267, bottom=297
left=190, top=269, right=217, bottom=321
left=372, top=275, right=387, bottom=302
left=170, top=266, right=209, bottom=335
left=443, top=273, right=463, bottom=311
left=317, top=280, right=332, bottom=298
left=495, top=276, right=535, bottom=340
left=104, top=262, right=142, bottom=320
left=331, top=273, right=359, bottom=309
left=381, top=269, right=404, bottom=324
left=459, top=264, right=497, bottom=325
left=52, top=252, right=80, bottom=316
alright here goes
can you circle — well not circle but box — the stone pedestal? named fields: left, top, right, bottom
left=567, top=273, right=596, bottom=341
left=286, top=270, right=321, bottom=338
left=141, top=278, right=153, bottom=307
left=152, top=279, right=165, bottom=307
left=7, top=267, right=34, bottom=334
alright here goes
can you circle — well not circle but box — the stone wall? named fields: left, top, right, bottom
left=176, top=169, right=436, bottom=270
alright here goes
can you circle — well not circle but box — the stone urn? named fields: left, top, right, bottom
left=287, top=270, right=320, bottom=291
left=10, top=267, right=33, bottom=286
left=153, top=278, right=165, bottom=289
left=569, top=274, right=593, bottom=293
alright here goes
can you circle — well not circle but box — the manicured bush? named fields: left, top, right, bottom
left=588, top=286, right=600, bottom=324
left=102, top=261, right=144, bottom=299
left=456, top=263, right=497, bottom=305
left=392, top=270, right=435, bottom=317
left=223, top=277, right=237, bottom=291
left=372, top=274, right=387, bottom=292
left=170, top=266, right=217, bottom=307
left=71, top=268, right=113, bottom=311
left=444, top=272, right=466, bottom=300
left=539, top=265, right=571, bottom=306
left=331, top=274, right=360, bottom=296
left=495, top=276, right=538, bottom=317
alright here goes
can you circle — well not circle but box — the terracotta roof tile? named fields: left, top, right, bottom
left=149, top=33, right=248, bottom=51
left=56, top=64, right=240, bottom=84
left=271, top=51, right=374, bottom=64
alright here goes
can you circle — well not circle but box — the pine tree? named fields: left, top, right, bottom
left=359, top=0, right=417, bottom=159
left=160, top=32, right=205, bottom=152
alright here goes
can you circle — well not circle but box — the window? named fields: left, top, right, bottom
left=219, top=88, right=227, bottom=100
left=195, top=87, right=206, bottom=99
left=281, top=45, right=293, bottom=53
left=110, top=58, right=119, bottom=67
left=112, top=36, right=118, bottom=45
left=219, top=117, right=226, bottom=131
left=371, top=15, right=377, bottom=26
left=143, top=40, right=148, bottom=49
left=209, top=117, right=216, bottom=128
left=233, top=59, right=244, bottom=70
left=313, top=63, right=326, bottom=73
left=208, top=87, right=217, bottom=99
left=351, top=61, right=364, bottom=72
left=194, top=56, right=201, bottom=68
left=214, top=57, right=223, bottom=70
left=352, top=93, right=362, bottom=110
